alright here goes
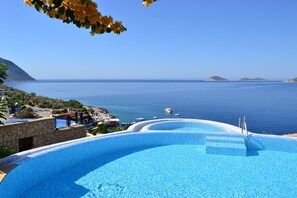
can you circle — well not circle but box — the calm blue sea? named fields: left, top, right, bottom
left=6, top=80, right=297, bottom=135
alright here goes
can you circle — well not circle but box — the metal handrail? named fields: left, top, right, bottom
left=241, top=116, right=248, bottom=136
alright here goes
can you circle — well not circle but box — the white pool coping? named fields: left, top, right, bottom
left=136, top=118, right=243, bottom=134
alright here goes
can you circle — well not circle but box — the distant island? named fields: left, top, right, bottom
left=0, top=57, right=35, bottom=82
left=207, top=76, right=228, bottom=81
left=284, top=77, right=297, bottom=83
left=239, top=78, right=267, bottom=81
left=206, top=76, right=270, bottom=82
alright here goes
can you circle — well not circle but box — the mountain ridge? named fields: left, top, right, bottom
left=0, top=57, right=35, bottom=82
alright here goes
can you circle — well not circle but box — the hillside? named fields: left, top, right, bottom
left=0, top=57, right=35, bottom=82
left=207, top=76, right=228, bottom=81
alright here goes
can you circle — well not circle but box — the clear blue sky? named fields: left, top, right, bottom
left=0, top=0, right=296, bottom=80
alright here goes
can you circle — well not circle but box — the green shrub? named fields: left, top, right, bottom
left=39, top=102, right=52, bottom=108
left=63, top=100, right=83, bottom=109
left=0, top=145, right=16, bottom=158
left=112, top=127, right=123, bottom=132
left=96, top=123, right=108, bottom=134
left=52, top=102, right=64, bottom=109
left=90, top=130, right=97, bottom=136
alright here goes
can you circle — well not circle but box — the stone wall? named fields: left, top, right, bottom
left=0, top=118, right=86, bottom=151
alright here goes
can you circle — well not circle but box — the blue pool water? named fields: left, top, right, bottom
left=19, top=144, right=297, bottom=197
left=147, top=121, right=224, bottom=132
left=6, top=80, right=297, bottom=134
left=55, top=119, right=74, bottom=128
left=1, top=119, right=73, bottom=128
left=2, top=119, right=31, bottom=124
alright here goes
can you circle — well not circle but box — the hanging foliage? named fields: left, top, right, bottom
left=24, top=0, right=157, bottom=35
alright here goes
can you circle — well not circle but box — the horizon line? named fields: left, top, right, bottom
left=7, top=79, right=283, bottom=82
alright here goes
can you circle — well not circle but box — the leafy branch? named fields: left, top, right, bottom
left=24, top=0, right=157, bottom=35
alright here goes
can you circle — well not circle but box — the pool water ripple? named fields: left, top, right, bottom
left=21, top=144, right=297, bottom=197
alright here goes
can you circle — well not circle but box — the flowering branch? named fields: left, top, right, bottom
left=24, top=0, right=157, bottom=35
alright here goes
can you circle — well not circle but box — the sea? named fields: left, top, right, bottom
left=6, top=80, right=297, bottom=135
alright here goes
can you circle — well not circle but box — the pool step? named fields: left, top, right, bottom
left=205, top=136, right=247, bottom=156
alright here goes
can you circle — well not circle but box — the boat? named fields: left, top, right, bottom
left=136, top=118, right=145, bottom=121
left=174, top=113, right=180, bottom=117
left=164, top=108, right=173, bottom=113
left=121, top=122, right=130, bottom=126
left=153, top=116, right=158, bottom=119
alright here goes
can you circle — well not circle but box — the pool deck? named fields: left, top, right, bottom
left=0, top=164, right=18, bottom=183
left=284, top=133, right=297, bottom=137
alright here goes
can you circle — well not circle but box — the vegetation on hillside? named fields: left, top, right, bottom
left=0, top=85, right=84, bottom=111
left=0, top=63, right=7, bottom=84
left=0, top=64, right=14, bottom=158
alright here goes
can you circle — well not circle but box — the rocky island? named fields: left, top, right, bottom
left=284, top=77, right=297, bottom=83
left=239, top=78, right=267, bottom=81
left=207, top=76, right=228, bottom=81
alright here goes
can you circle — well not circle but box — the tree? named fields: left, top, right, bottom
left=24, top=0, right=157, bottom=35
left=0, top=99, right=7, bottom=120
left=0, top=63, right=7, bottom=84
left=96, top=123, right=108, bottom=133
left=0, top=63, right=8, bottom=119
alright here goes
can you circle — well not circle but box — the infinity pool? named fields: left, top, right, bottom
left=1, top=119, right=297, bottom=197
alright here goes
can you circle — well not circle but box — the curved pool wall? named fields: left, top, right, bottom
left=129, top=118, right=243, bottom=134
left=1, top=119, right=297, bottom=197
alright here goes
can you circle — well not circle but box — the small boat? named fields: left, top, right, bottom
left=164, top=108, right=173, bottom=113
left=153, top=116, right=158, bottom=119
left=121, top=122, right=130, bottom=126
left=136, top=118, right=145, bottom=121
left=174, top=113, right=180, bottom=117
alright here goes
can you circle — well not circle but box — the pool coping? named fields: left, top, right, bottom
left=138, top=118, right=243, bottom=134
